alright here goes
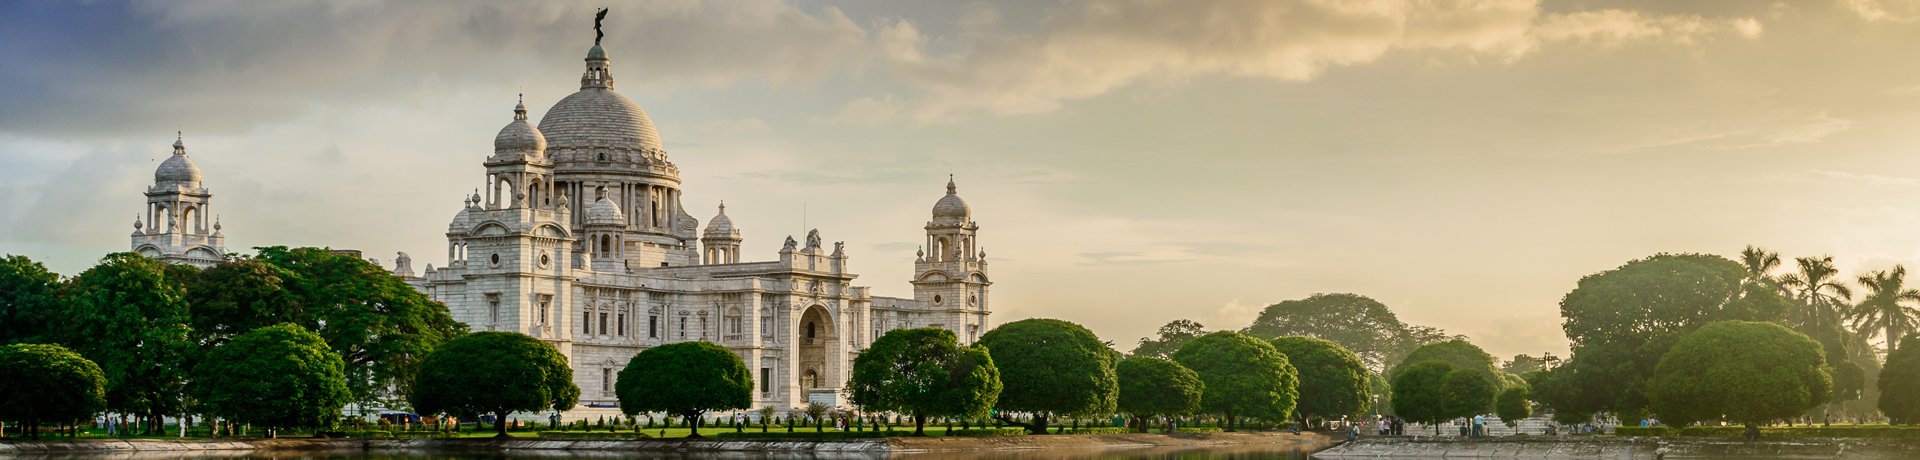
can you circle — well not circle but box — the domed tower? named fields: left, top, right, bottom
left=912, top=177, right=991, bottom=344
left=583, top=190, right=628, bottom=272
left=484, top=96, right=555, bottom=210
left=539, top=23, right=697, bottom=268
left=702, top=202, right=742, bottom=264
left=133, top=133, right=226, bottom=267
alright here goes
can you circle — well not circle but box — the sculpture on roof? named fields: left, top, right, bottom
left=805, top=229, right=821, bottom=250
left=594, top=8, right=609, bottom=45
left=395, top=251, right=415, bottom=277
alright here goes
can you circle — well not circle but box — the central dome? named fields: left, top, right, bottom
left=538, top=89, right=663, bottom=152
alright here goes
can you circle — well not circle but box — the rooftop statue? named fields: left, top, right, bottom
left=594, top=8, right=608, bottom=45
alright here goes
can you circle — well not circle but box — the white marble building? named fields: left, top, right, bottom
left=131, top=134, right=228, bottom=268
left=416, top=38, right=993, bottom=416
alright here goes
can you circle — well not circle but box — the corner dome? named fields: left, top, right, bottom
left=155, top=137, right=204, bottom=185
left=704, top=202, right=739, bottom=239
left=932, top=178, right=970, bottom=221
left=494, top=100, right=547, bottom=154
left=586, top=196, right=625, bottom=226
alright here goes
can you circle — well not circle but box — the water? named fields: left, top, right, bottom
left=0, top=446, right=1313, bottom=460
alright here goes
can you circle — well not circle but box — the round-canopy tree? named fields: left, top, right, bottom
left=1647, top=321, right=1831, bottom=438
left=63, top=252, right=194, bottom=434
left=979, top=318, right=1118, bottom=434
left=1391, top=361, right=1456, bottom=434
left=1171, top=331, right=1297, bottom=431
left=1389, top=339, right=1500, bottom=386
left=1495, top=386, right=1532, bottom=430
left=0, top=255, right=63, bottom=344
left=615, top=341, right=752, bottom=438
left=411, top=331, right=579, bottom=438
left=1879, top=334, right=1920, bottom=424
left=1245, top=293, right=1424, bottom=372
left=0, top=343, right=106, bottom=439
left=1268, top=336, right=1370, bottom=425
left=1116, top=356, right=1202, bottom=433
left=849, top=327, right=1002, bottom=436
left=191, top=323, right=351, bottom=437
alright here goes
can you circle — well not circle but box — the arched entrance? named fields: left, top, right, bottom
left=797, top=305, right=836, bottom=391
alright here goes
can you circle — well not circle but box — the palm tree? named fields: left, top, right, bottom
left=1740, top=245, right=1783, bottom=286
left=1781, top=255, right=1854, bottom=332
left=1854, top=265, right=1920, bottom=353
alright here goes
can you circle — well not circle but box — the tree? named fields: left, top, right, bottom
left=1854, top=265, right=1920, bottom=354
left=1500, top=353, right=1560, bottom=375
left=979, top=319, right=1118, bottom=434
left=1556, top=253, right=1773, bottom=419
left=1740, top=245, right=1784, bottom=286
left=1116, top=356, right=1202, bottom=432
left=1882, top=334, right=1920, bottom=424
left=849, top=327, right=1002, bottom=436
left=1647, top=321, right=1831, bottom=437
left=247, top=247, right=468, bottom=404
left=1494, top=386, right=1532, bottom=430
left=1442, top=368, right=1497, bottom=423
left=1171, top=331, right=1297, bottom=431
left=615, top=341, right=752, bottom=438
left=183, top=259, right=301, bottom=343
left=411, top=331, right=579, bottom=437
left=0, top=343, right=106, bottom=439
left=191, top=323, right=351, bottom=437
left=1243, top=293, right=1457, bottom=372
left=62, top=253, right=194, bottom=434
left=1268, top=336, right=1370, bottom=424
left=1388, top=339, right=1501, bottom=388
left=0, top=255, right=62, bottom=345
left=1390, top=361, right=1455, bottom=434
left=1782, top=256, right=1854, bottom=333
left=1131, top=319, right=1206, bottom=359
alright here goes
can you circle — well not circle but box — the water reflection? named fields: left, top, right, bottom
left=0, top=446, right=1310, bottom=460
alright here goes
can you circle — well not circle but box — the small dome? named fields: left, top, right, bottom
left=704, top=202, right=740, bottom=239
left=493, top=99, right=547, bottom=154
left=588, top=44, right=606, bottom=60
left=931, top=178, right=970, bottom=221
left=586, top=196, right=625, bottom=226
left=155, top=136, right=204, bottom=185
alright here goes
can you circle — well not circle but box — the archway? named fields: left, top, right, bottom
left=797, top=305, right=836, bottom=391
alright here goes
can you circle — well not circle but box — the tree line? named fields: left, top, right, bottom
left=0, top=249, right=465, bottom=438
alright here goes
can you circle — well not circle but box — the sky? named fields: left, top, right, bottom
left=6, top=0, right=1920, bottom=360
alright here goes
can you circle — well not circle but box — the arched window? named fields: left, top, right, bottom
left=806, top=321, right=817, bottom=339
left=804, top=370, right=819, bottom=389
left=494, top=176, right=514, bottom=209
left=600, top=235, right=613, bottom=258
left=935, top=238, right=949, bottom=262
left=182, top=206, right=199, bottom=234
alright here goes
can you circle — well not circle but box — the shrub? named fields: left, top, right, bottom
left=539, top=431, right=652, bottom=439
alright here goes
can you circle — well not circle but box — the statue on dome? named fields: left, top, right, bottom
left=594, top=8, right=609, bottom=45
left=394, top=252, right=415, bottom=277
left=805, top=229, right=822, bottom=250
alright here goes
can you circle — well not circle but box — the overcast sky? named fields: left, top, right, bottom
left=7, top=0, right=1920, bottom=360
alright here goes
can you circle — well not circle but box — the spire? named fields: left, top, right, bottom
left=173, top=131, right=186, bottom=155
left=514, top=93, right=527, bottom=121
left=946, top=175, right=957, bottom=195
left=718, top=200, right=726, bottom=215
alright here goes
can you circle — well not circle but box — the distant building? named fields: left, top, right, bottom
left=415, top=34, right=993, bottom=415
left=132, top=134, right=227, bottom=267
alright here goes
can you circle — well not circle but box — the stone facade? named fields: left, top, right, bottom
left=415, top=39, right=993, bottom=417
left=132, top=134, right=227, bottom=267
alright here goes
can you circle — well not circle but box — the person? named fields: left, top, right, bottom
left=1473, top=414, right=1485, bottom=437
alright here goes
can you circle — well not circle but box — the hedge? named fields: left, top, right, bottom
left=1615, top=425, right=1920, bottom=439
left=536, top=431, right=653, bottom=439
left=713, top=430, right=913, bottom=440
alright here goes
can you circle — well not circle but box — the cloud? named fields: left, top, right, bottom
left=0, top=1, right=867, bottom=140
left=1842, top=0, right=1920, bottom=22
left=851, top=0, right=1764, bottom=122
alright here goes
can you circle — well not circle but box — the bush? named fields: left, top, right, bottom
left=714, top=430, right=912, bottom=440
left=1054, top=427, right=1129, bottom=435
left=1612, top=426, right=1673, bottom=437
left=1673, top=425, right=1920, bottom=439
left=538, top=431, right=652, bottom=439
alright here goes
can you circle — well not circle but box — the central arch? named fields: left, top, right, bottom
left=797, top=304, right=837, bottom=391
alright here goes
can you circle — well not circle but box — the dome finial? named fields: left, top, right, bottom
left=173, top=132, right=186, bottom=155
left=946, top=175, right=957, bottom=195
left=513, top=94, right=528, bottom=121
left=718, top=200, right=726, bottom=214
